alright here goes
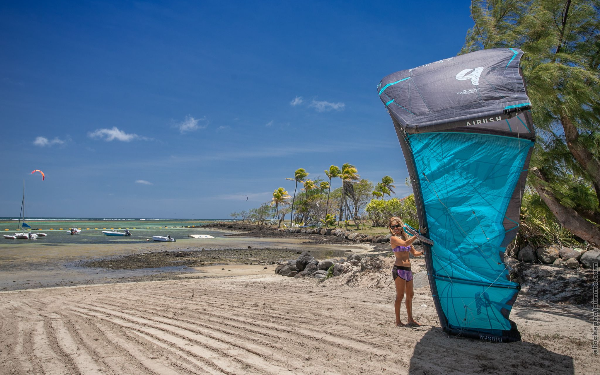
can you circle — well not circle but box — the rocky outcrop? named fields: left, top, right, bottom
left=275, top=251, right=386, bottom=280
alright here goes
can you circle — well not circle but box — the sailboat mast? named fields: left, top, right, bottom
left=20, top=180, right=25, bottom=231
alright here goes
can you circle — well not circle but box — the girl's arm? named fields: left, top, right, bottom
left=410, top=246, right=423, bottom=257
left=390, top=232, right=418, bottom=247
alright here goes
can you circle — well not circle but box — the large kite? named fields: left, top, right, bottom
left=378, top=48, right=535, bottom=342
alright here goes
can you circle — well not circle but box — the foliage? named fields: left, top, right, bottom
left=248, top=203, right=274, bottom=226
left=321, top=213, right=336, bottom=228
left=462, top=0, right=600, bottom=244
left=518, top=190, right=580, bottom=247
left=365, top=195, right=418, bottom=228
left=271, top=187, right=291, bottom=227
left=287, top=168, right=309, bottom=226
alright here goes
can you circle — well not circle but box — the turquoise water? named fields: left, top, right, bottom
left=0, top=218, right=226, bottom=245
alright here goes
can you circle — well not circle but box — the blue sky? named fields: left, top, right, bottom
left=0, top=0, right=473, bottom=219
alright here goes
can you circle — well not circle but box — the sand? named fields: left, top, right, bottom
left=0, top=242, right=597, bottom=374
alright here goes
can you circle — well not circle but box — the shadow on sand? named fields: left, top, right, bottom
left=408, top=327, right=574, bottom=375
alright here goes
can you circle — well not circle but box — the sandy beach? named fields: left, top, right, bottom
left=0, top=233, right=597, bottom=374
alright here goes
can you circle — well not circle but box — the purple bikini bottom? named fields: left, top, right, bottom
left=392, top=265, right=413, bottom=282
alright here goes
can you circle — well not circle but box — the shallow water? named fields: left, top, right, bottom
left=1, top=219, right=220, bottom=245
left=0, top=222, right=372, bottom=291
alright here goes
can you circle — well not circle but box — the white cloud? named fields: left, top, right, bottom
left=216, top=125, right=231, bottom=132
left=33, top=136, right=65, bottom=147
left=309, top=100, right=345, bottom=112
left=265, top=120, right=274, bottom=127
left=135, top=180, right=153, bottom=185
left=290, top=96, right=303, bottom=106
left=176, top=115, right=208, bottom=134
left=88, top=127, right=139, bottom=142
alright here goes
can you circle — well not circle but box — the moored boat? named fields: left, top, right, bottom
left=152, top=235, right=175, bottom=242
left=189, top=234, right=214, bottom=239
left=102, top=229, right=132, bottom=236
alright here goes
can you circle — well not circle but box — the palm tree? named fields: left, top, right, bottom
left=339, top=163, right=360, bottom=226
left=381, top=175, right=395, bottom=198
left=324, top=165, right=341, bottom=219
left=271, top=187, right=291, bottom=228
left=286, top=168, right=308, bottom=226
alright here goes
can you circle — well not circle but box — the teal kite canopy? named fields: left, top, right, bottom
left=378, top=48, right=535, bottom=342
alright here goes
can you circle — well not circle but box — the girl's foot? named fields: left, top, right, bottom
left=395, top=321, right=405, bottom=327
left=407, top=320, right=420, bottom=327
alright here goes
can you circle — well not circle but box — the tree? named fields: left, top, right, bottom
left=324, top=165, right=341, bottom=218
left=381, top=175, right=396, bottom=198
left=339, top=163, right=360, bottom=226
left=462, top=0, right=600, bottom=245
left=286, top=168, right=309, bottom=226
left=271, top=187, right=291, bottom=227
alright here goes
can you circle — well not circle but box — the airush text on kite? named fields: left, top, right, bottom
left=466, top=116, right=503, bottom=127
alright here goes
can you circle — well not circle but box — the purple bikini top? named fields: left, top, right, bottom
left=393, top=246, right=411, bottom=252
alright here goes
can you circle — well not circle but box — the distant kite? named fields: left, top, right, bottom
left=31, top=169, right=45, bottom=180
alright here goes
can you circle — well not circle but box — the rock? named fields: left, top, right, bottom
left=517, top=245, right=536, bottom=263
left=552, top=258, right=565, bottom=267
left=559, top=246, right=580, bottom=260
left=313, top=270, right=328, bottom=280
left=295, top=251, right=315, bottom=272
left=580, top=249, right=600, bottom=269
left=332, top=263, right=345, bottom=276
left=347, top=254, right=362, bottom=262
left=536, top=245, right=559, bottom=264
left=318, top=259, right=335, bottom=271
left=565, top=258, right=579, bottom=269
left=303, top=262, right=318, bottom=275
left=347, top=232, right=359, bottom=241
left=278, top=264, right=297, bottom=277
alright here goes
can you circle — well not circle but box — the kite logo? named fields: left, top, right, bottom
left=456, top=67, right=484, bottom=86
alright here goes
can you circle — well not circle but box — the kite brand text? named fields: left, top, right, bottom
left=479, top=334, right=503, bottom=343
left=466, top=116, right=503, bottom=126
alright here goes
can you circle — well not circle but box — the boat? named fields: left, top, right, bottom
left=152, top=235, right=175, bottom=242
left=189, top=234, right=214, bottom=239
left=102, top=229, right=131, bottom=236
left=4, top=182, right=40, bottom=240
left=67, top=228, right=81, bottom=235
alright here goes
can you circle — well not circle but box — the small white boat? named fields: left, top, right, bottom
left=15, top=232, right=38, bottom=240
left=3, top=234, right=17, bottom=239
left=189, top=234, right=214, bottom=239
left=102, top=229, right=132, bottom=236
left=37, top=233, right=47, bottom=237
left=67, top=228, right=81, bottom=235
left=153, top=235, right=175, bottom=242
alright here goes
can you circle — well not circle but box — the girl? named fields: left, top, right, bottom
left=389, top=216, right=423, bottom=327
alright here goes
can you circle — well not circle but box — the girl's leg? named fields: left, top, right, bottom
left=405, top=280, right=419, bottom=326
left=394, top=277, right=406, bottom=326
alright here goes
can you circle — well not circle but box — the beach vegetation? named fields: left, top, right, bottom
left=271, top=187, right=291, bottom=228
left=324, top=165, right=341, bottom=219
left=287, top=168, right=309, bottom=227
left=462, top=0, right=600, bottom=246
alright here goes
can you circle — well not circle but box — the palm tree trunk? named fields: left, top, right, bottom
left=290, top=181, right=297, bottom=226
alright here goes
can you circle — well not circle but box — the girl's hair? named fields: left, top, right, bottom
left=388, top=216, right=408, bottom=240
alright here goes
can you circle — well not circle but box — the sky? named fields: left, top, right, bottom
left=0, top=0, right=474, bottom=219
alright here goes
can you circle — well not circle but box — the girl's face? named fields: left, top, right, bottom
left=390, top=221, right=403, bottom=235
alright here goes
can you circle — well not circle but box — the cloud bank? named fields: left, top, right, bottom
left=135, top=180, right=153, bottom=185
